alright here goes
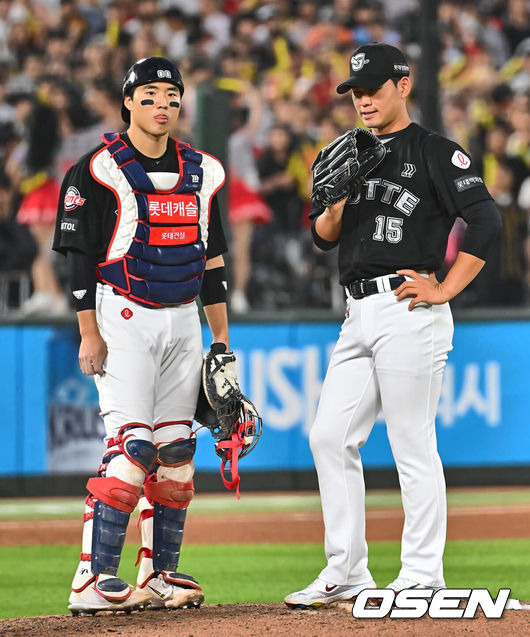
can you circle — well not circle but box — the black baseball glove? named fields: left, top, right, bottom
left=311, top=128, right=387, bottom=209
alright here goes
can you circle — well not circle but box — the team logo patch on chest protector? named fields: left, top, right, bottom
left=90, top=133, right=225, bottom=308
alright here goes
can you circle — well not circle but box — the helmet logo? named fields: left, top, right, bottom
left=351, top=53, right=370, bottom=71
left=157, top=70, right=172, bottom=79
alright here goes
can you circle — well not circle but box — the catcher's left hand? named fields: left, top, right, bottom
left=199, top=342, right=262, bottom=497
left=202, top=342, right=240, bottom=416
left=201, top=342, right=261, bottom=452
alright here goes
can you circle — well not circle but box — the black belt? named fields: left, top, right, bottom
left=346, top=275, right=406, bottom=300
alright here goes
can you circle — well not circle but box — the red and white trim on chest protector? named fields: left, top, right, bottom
left=88, top=134, right=225, bottom=307
left=89, top=135, right=224, bottom=263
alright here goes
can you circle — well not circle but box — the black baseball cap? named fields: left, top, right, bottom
left=336, top=42, right=410, bottom=94
left=121, top=57, right=184, bottom=123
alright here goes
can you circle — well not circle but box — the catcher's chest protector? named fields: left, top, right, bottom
left=91, top=133, right=225, bottom=308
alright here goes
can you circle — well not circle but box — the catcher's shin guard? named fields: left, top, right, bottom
left=86, top=424, right=157, bottom=575
left=135, top=496, right=187, bottom=579
left=69, top=428, right=157, bottom=614
left=136, top=496, right=203, bottom=609
left=152, top=503, right=187, bottom=572
left=71, top=495, right=98, bottom=594
left=87, top=477, right=141, bottom=576
left=136, top=436, right=202, bottom=608
left=144, top=438, right=195, bottom=572
left=69, top=493, right=147, bottom=613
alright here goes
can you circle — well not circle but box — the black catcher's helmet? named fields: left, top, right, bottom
left=121, top=57, right=185, bottom=123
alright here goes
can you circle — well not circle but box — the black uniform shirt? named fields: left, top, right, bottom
left=310, top=123, right=496, bottom=285
left=52, top=133, right=227, bottom=263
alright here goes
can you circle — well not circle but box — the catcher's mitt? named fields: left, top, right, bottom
left=311, top=127, right=387, bottom=209
left=198, top=342, right=262, bottom=497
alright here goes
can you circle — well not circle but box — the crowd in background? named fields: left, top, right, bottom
left=0, top=0, right=528, bottom=315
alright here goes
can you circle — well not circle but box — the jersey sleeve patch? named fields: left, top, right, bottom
left=60, top=217, right=79, bottom=232
left=64, top=185, right=86, bottom=211
left=454, top=175, right=484, bottom=193
left=451, top=150, right=471, bottom=169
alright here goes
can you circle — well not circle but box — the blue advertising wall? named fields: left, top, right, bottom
left=1, top=320, right=529, bottom=476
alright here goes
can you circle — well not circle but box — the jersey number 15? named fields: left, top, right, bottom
left=373, top=215, right=403, bottom=244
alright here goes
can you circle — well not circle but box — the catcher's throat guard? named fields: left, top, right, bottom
left=213, top=397, right=262, bottom=497
left=196, top=343, right=262, bottom=498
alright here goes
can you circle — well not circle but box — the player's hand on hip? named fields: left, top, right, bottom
left=394, top=270, right=449, bottom=311
left=79, top=332, right=108, bottom=376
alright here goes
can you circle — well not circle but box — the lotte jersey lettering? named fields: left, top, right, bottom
left=310, top=123, right=493, bottom=284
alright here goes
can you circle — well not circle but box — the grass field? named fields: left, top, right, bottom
left=0, top=540, right=529, bottom=618
left=1, top=489, right=529, bottom=619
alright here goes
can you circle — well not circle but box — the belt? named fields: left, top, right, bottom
left=346, top=275, right=406, bottom=300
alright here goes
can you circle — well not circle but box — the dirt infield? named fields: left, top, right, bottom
left=1, top=504, right=530, bottom=546
left=1, top=498, right=529, bottom=634
left=1, top=603, right=529, bottom=637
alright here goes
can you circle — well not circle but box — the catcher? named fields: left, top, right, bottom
left=53, top=57, right=261, bottom=616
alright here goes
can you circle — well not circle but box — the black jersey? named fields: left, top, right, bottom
left=52, top=133, right=227, bottom=264
left=310, top=123, right=495, bottom=284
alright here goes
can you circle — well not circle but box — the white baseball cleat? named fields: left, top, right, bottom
left=138, top=572, right=204, bottom=609
left=68, top=575, right=150, bottom=615
left=386, top=576, right=443, bottom=592
left=284, top=577, right=377, bottom=609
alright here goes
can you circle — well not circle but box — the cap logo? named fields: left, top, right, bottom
left=351, top=53, right=370, bottom=71
left=157, top=69, right=172, bottom=79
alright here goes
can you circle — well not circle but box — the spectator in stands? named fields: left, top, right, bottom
left=155, top=7, right=190, bottom=60
left=251, top=122, right=309, bottom=308
left=468, top=84, right=515, bottom=167
left=37, top=76, right=100, bottom=176
left=472, top=159, right=529, bottom=306
left=78, top=0, right=107, bottom=39
left=509, top=37, right=530, bottom=94
left=0, top=0, right=528, bottom=310
left=258, top=123, right=304, bottom=235
left=442, top=92, right=473, bottom=150
left=507, top=92, right=530, bottom=166
left=200, top=0, right=231, bottom=57
left=6, top=97, right=67, bottom=315
left=482, top=119, right=528, bottom=200
left=227, top=82, right=272, bottom=314
left=78, top=36, right=114, bottom=86
left=0, top=169, right=36, bottom=277
left=85, top=79, right=126, bottom=133
left=502, top=0, right=530, bottom=55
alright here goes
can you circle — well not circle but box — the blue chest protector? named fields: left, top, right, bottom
left=93, top=133, right=211, bottom=308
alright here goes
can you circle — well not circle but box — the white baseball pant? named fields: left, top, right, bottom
left=94, top=283, right=203, bottom=445
left=310, top=275, right=453, bottom=587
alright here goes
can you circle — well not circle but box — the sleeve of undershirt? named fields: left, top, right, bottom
left=458, top=199, right=502, bottom=260
left=66, top=249, right=98, bottom=311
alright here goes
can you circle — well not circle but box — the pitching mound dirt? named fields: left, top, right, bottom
left=1, top=603, right=529, bottom=636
